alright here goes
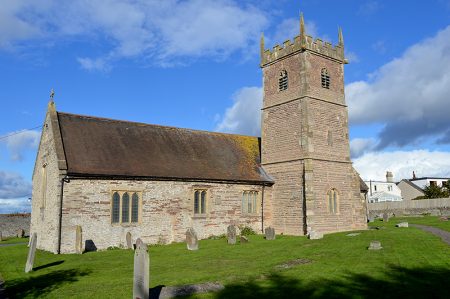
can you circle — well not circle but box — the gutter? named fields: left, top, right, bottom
left=261, top=185, right=265, bottom=233
left=57, top=175, right=69, bottom=254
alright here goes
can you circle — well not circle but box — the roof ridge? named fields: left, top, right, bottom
left=57, top=111, right=260, bottom=139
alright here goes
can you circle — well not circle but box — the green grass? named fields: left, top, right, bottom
left=0, top=237, right=29, bottom=245
left=0, top=216, right=449, bottom=298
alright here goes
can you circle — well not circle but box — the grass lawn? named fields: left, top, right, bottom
left=0, top=216, right=449, bottom=298
left=0, top=237, right=29, bottom=245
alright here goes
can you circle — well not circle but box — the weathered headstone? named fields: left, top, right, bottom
left=227, top=225, right=236, bottom=245
left=25, top=233, right=37, bottom=273
left=17, top=229, right=25, bottom=238
left=395, top=222, right=408, bottom=228
left=383, top=213, right=389, bottom=222
left=308, top=231, right=323, bottom=240
left=368, top=240, right=382, bottom=250
left=265, top=227, right=275, bottom=240
left=240, top=236, right=249, bottom=243
left=440, top=216, right=448, bottom=221
left=186, top=228, right=198, bottom=250
left=75, top=225, right=83, bottom=254
left=126, top=232, right=133, bottom=249
left=133, top=238, right=149, bottom=299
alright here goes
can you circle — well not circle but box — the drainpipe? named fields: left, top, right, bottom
left=261, top=185, right=265, bottom=233
left=57, top=175, right=69, bottom=254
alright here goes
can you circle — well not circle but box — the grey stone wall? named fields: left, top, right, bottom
left=0, top=213, right=30, bottom=238
left=368, top=198, right=450, bottom=217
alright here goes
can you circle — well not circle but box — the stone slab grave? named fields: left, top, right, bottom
left=133, top=238, right=149, bottom=299
left=186, top=228, right=198, bottom=250
left=240, top=236, right=249, bottom=243
left=346, top=233, right=360, bottom=237
left=396, top=222, right=408, bottom=228
left=308, top=231, right=323, bottom=240
left=75, top=225, right=82, bottom=254
left=151, top=282, right=224, bottom=299
left=126, top=232, right=132, bottom=249
left=383, top=213, right=389, bottom=222
left=440, top=216, right=448, bottom=221
left=368, top=241, right=382, bottom=250
left=227, top=225, right=236, bottom=245
left=25, top=233, right=37, bottom=273
left=265, top=227, right=275, bottom=240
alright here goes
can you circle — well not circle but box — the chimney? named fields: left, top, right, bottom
left=412, top=171, right=416, bottom=179
left=386, top=171, right=393, bottom=183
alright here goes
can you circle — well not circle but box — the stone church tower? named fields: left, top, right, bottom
left=260, top=14, right=367, bottom=235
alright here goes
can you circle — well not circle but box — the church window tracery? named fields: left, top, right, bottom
left=242, top=191, right=258, bottom=214
left=111, top=191, right=141, bottom=224
left=279, top=70, right=288, bottom=91
left=194, top=190, right=207, bottom=214
left=321, top=68, right=330, bottom=89
left=327, top=189, right=339, bottom=214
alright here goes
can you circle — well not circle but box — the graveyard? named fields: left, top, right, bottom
left=0, top=216, right=449, bottom=298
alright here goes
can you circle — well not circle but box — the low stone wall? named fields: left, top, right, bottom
left=368, top=198, right=450, bottom=217
left=0, top=213, right=31, bottom=238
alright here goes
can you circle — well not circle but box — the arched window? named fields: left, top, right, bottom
left=327, top=189, right=338, bottom=214
left=40, top=165, right=47, bottom=209
left=194, top=190, right=200, bottom=214
left=201, top=190, right=206, bottom=214
left=327, top=130, right=333, bottom=146
left=122, top=192, right=130, bottom=223
left=112, top=192, right=120, bottom=223
left=193, top=189, right=207, bottom=214
left=279, top=70, right=288, bottom=91
left=321, top=68, right=330, bottom=89
left=242, top=191, right=258, bottom=214
left=131, top=193, right=139, bottom=222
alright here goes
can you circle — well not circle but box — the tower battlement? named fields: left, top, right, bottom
left=260, top=13, right=346, bottom=67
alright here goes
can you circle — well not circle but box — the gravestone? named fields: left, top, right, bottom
left=383, top=213, right=389, bottom=222
left=240, top=236, right=249, bottom=243
left=17, top=229, right=25, bottom=238
left=227, top=225, right=236, bottom=245
left=25, top=233, right=37, bottom=273
left=133, top=238, right=149, bottom=299
left=265, top=227, right=275, bottom=240
left=440, top=216, right=448, bottom=221
left=346, top=233, right=360, bottom=237
left=75, top=225, right=83, bottom=254
left=126, top=232, right=133, bottom=249
left=368, top=241, right=382, bottom=250
left=186, top=228, right=198, bottom=250
left=367, top=216, right=374, bottom=223
left=395, top=222, right=408, bottom=228
left=84, top=240, right=97, bottom=252
left=308, top=231, right=323, bottom=240
left=0, top=231, right=2, bottom=241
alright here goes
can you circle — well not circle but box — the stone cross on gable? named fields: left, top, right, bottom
left=50, top=89, right=55, bottom=101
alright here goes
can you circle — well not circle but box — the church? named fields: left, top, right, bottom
left=30, top=15, right=367, bottom=254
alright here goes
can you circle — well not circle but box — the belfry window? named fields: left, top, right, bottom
left=194, top=190, right=207, bottom=214
left=327, top=189, right=339, bottom=214
left=111, top=191, right=141, bottom=224
left=321, top=68, right=330, bottom=89
left=279, top=70, right=288, bottom=91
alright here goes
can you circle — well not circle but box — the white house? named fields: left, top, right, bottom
left=409, top=177, right=449, bottom=190
left=364, top=171, right=403, bottom=203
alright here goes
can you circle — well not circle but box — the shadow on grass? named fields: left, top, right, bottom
left=214, top=265, right=450, bottom=299
left=6, top=269, right=91, bottom=298
left=33, top=260, right=64, bottom=271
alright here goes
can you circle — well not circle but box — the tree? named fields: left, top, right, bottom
left=423, top=184, right=449, bottom=199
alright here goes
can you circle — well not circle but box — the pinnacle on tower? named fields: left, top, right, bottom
left=48, top=88, right=56, bottom=111
left=260, top=32, right=265, bottom=58
left=338, top=27, right=344, bottom=46
left=300, top=12, right=305, bottom=37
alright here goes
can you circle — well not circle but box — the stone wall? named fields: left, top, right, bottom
left=0, top=213, right=30, bottom=238
left=56, top=179, right=270, bottom=253
left=368, top=198, right=450, bottom=217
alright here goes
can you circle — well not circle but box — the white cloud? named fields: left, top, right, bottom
left=0, top=198, right=31, bottom=214
left=353, top=150, right=450, bottom=181
left=2, top=130, right=40, bottom=161
left=350, top=138, right=378, bottom=158
left=0, top=171, right=32, bottom=199
left=215, top=87, right=262, bottom=136
left=0, top=0, right=268, bottom=69
left=268, top=18, right=319, bottom=48
left=347, top=25, right=450, bottom=149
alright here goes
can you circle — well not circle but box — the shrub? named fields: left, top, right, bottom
left=239, top=225, right=256, bottom=236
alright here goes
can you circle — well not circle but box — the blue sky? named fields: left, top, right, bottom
left=1, top=0, right=450, bottom=213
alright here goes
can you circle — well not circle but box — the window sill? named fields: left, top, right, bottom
left=192, top=215, right=207, bottom=219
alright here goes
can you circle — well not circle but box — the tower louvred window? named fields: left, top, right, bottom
left=279, top=70, right=288, bottom=91
left=321, top=68, right=330, bottom=89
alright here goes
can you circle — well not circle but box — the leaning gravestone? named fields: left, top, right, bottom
left=25, top=233, right=37, bottom=273
left=395, top=222, right=408, bottom=228
left=308, top=231, right=323, bottom=240
left=133, top=238, right=149, bottom=299
left=126, top=232, right=133, bottom=249
left=383, top=213, right=389, bottom=222
left=368, top=240, right=382, bottom=250
left=186, top=228, right=199, bottom=250
left=17, top=229, right=25, bottom=238
left=227, top=225, right=236, bottom=245
left=240, top=236, right=249, bottom=243
left=265, top=227, right=275, bottom=240
left=75, top=225, right=83, bottom=254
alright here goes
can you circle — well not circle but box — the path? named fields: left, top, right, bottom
left=410, top=224, right=450, bottom=245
